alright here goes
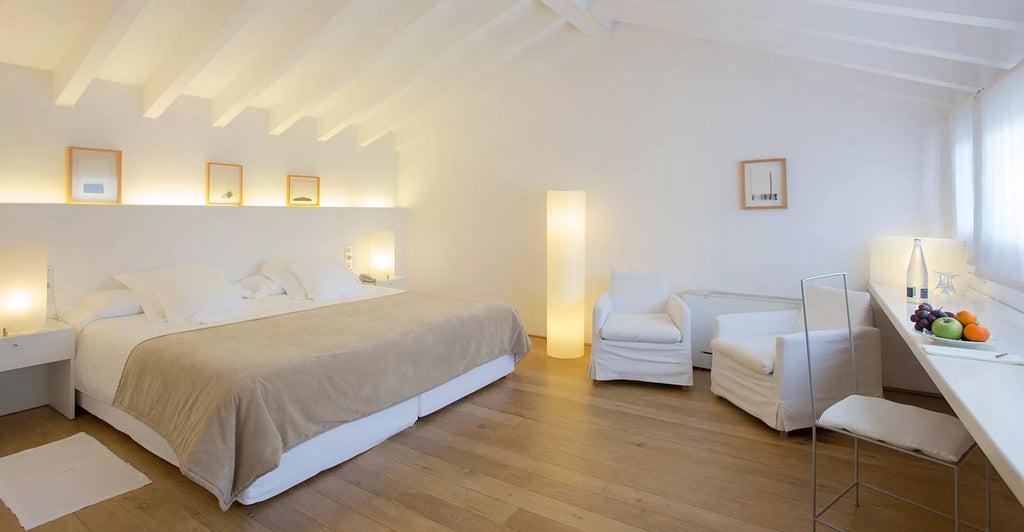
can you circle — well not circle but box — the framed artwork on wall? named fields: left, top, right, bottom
left=287, top=175, right=320, bottom=207
left=740, top=158, right=787, bottom=209
left=207, top=163, right=243, bottom=206
left=66, top=146, right=121, bottom=204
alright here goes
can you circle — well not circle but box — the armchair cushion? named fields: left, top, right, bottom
left=711, top=335, right=777, bottom=375
left=805, top=284, right=873, bottom=331
left=610, top=270, right=669, bottom=313
left=601, top=312, right=681, bottom=344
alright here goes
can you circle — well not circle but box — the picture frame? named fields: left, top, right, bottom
left=206, top=162, right=243, bottom=206
left=740, top=158, right=787, bottom=209
left=287, top=175, right=320, bottom=207
left=66, top=146, right=121, bottom=204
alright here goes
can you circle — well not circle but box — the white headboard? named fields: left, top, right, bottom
left=0, top=204, right=407, bottom=306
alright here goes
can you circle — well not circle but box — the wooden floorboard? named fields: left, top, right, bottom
left=1, top=337, right=1022, bottom=531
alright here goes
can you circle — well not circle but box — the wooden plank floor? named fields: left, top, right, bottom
left=1, top=337, right=1022, bottom=531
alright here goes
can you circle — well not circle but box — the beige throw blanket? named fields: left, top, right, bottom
left=113, top=292, right=530, bottom=509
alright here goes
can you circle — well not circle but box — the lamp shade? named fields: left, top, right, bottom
left=366, top=230, right=395, bottom=280
left=0, top=244, right=47, bottom=335
left=546, top=190, right=585, bottom=358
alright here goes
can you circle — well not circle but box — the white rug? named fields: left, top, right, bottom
left=0, top=433, right=151, bottom=530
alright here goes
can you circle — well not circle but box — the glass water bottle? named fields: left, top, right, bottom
left=906, top=238, right=929, bottom=303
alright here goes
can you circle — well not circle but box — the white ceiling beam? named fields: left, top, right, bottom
left=359, top=14, right=569, bottom=147
left=211, top=0, right=373, bottom=127
left=53, top=0, right=148, bottom=106
left=315, top=0, right=537, bottom=142
left=142, top=0, right=261, bottom=119
left=617, top=0, right=1024, bottom=69
left=801, top=0, right=1024, bottom=32
left=267, top=0, right=444, bottom=136
left=593, top=0, right=999, bottom=92
left=537, top=0, right=612, bottom=36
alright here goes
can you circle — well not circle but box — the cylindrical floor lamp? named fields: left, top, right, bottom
left=546, top=190, right=585, bottom=358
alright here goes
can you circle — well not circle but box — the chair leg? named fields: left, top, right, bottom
left=985, top=459, right=991, bottom=531
left=954, top=465, right=960, bottom=531
left=811, top=425, right=818, bottom=531
left=854, top=438, right=860, bottom=507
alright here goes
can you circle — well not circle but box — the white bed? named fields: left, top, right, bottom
left=73, top=287, right=516, bottom=505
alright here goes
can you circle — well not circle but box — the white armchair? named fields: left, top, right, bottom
left=589, top=270, right=693, bottom=386
left=710, top=284, right=883, bottom=432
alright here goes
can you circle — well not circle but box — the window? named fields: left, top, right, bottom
left=953, top=65, right=1024, bottom=288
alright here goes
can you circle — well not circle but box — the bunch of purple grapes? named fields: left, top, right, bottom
left=909, top=302, right=954, bottom=331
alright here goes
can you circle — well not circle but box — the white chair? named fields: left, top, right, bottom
left=802, top=273, right=989, bottom=531
left=589, top=270, right=692, bottom=386
left=710, top=282, right=883, bottom=432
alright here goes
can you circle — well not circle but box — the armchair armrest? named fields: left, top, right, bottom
left=714, top=309, right=801, bottom=339
left=667, top=294, right=691, bottom=343
left=775, top=327, right=883, bottom=405
left=593, top=292, right=612, bottom=334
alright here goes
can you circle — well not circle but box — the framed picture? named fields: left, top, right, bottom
left=287, top=175, right=320, bottom=207
left=741, top=158, right=787, bottom=209
left=66, top=146, right=121, bottom=204
left=207, top=163, right=243, bottom=206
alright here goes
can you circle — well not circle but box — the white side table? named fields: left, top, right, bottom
left=374, top=276, right=408, bottom=289
left=0, top=319, right=75, bottom=419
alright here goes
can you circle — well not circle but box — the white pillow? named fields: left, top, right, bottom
left=114, top=267, right=225, bottom=321
left=236, top=275, right=284, bottom=299
left=804, top=283, right=873, bottom=331
left=59, top=289, right=142, bottom=329
left=261, top=259, right=307, bottom=299
left=153, top=275, right=252, bottom=325
left=609, top=270, right=669, bottom=314
left=288, top=258, right=368, bottom=301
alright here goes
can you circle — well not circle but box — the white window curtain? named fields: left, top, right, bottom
left=975, top=66, right=1024, bottom=287
left=950, top=99, right=974, bottom=252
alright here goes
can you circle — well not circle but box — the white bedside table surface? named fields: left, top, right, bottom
left=367, top=276, right=407, bottom=289
left=0, top=319, right=76, bottom=419
left=0, top=319, right=74, bottom=373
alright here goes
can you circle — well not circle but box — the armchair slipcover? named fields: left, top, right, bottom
left=710, top=284, right=883, bottom=431
left=589, top=271, right=693, bottom=386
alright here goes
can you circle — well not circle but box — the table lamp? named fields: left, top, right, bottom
left=366, top=230, right=395, bottom=281
left=0, top=244, right=48, bottom=336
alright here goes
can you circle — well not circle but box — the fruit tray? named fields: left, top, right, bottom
left=920, top=330, right=998, bottom=351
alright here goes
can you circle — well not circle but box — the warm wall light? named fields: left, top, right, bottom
left=547, top=190, right=585, bottom=358
left=0, top=244, right=48, bottom=335
left=366, top=230, right=396, bottom=280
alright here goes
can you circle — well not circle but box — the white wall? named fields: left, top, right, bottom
left=398, top=27, right=948, bottom=336
left=0, top=204, right=406, bottom=306
left=0, top=62, right=398, bottom=207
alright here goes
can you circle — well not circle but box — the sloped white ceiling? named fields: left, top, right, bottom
left=0, top=0, right=1020, bottom=146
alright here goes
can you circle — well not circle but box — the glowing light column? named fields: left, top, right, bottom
left=546, top=190, right=585, bottom=358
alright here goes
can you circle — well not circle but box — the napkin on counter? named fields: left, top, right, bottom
left=923, top=345, right=1024, bottom=365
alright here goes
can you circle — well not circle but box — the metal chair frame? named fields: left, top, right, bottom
left=802, top=273, right=991, bottom=531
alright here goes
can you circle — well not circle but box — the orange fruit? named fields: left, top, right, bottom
left=963, top=323, right=990, bottom=342
left=956, top=310, right=978, bottom=327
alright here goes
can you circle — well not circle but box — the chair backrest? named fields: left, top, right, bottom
left=804, top=283, right=873, bottom=331
left=801, top=273, right=859, bottom=423
left=609, top=270, right=669, bottom=313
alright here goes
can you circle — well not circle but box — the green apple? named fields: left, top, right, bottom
left=932, top=317, right=964, bottom=340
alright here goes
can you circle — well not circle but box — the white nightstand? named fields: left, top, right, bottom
left=373, top=276, right=408, bottom=289
left=0, top=319, right=75, bottom=419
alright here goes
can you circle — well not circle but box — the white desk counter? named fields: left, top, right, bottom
left=869, top=282, right=1024, bottom=503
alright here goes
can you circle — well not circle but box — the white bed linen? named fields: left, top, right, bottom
left=73, top=285, right=521, bottom=506
left=74, top=286, right=404, bottom=403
